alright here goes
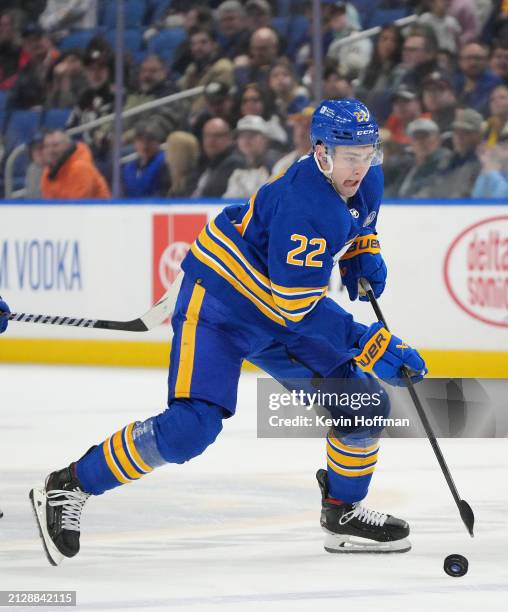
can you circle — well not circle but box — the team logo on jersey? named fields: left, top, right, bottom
left=349, top=208, right=360, bottom=219
left=152, top=212, right=208, bottom=308
left=363, top=211, right=377, bottom=227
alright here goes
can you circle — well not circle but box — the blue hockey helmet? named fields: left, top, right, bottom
left=311, top=98, right=380, bottom=152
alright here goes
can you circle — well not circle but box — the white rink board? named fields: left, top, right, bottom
left=1, top=201, right=507, bottom=350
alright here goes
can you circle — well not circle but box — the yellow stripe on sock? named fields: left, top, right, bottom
left=102, top=438, right=130, bottom=484
left=327, top=434, right=379, bottom=455
left=111, top=430, right=143, bottom=480
left=327, top=456, right=377, bottom=477
left=327, top=443, right=379, bottom=467
left=125, top=423, right=153, bottom=473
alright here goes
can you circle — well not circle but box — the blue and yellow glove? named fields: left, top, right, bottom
left=354, top=321, right=427, bottom=386
left=0, top=297, right=10, bottom=334
left=340, top=234, right=387, bottom=301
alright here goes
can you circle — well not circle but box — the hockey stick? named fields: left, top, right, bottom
left=359, top=278, right=475, bottom=537
left=0, top=272, right=183, bottom=333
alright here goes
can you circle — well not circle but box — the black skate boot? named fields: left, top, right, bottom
left=29, top=464, right=90, bottom=566
left=316, top=469, right=411, bottom=553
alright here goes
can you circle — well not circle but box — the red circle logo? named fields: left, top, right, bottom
left=444, top=215, right=508, bottom=328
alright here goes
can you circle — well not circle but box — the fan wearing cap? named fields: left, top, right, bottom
left=384, top=86, right=430, bottom=146
left=223, top=115, right=276, bottom=198
left=270, top=106, right=314, bottom=177
left=421, top=71, right=458, bottom=133
left=425, top=108, right=483, bottom=198
left=390, top=117, right=451, bottom=198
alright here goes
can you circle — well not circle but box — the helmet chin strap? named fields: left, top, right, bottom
left=314, top=149, right=344, bottom=196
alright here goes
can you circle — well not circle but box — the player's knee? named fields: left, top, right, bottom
left=153, top=399, right=225, bottom=464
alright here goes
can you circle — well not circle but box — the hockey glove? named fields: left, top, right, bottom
left=354, top=321, right=427, bottom=386
left=339, top=234, right=387, bottom=301
left=0, top=297, right=10, bottom=334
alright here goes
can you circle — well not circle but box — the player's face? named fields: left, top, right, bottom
left=330, top=145, right=376, bottom=198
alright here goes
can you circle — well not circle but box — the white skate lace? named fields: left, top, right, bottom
left=47, top=488, right=90, bottom=532
left=339, top=502, right=388, bottom=527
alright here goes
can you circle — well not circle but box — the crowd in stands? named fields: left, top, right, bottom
left=1, top=0, right=508, bottom=200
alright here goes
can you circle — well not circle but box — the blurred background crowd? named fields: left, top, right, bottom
left=1, top=0, right=508, bottom=200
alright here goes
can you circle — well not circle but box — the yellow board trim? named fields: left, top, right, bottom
left=174, top=282, right=205, bottom=398
left=103, top=438, right=130, bottom=484
left=2, top=340, right=508, bottom=377
left=126, top=422, right=153, bottom=473
left=112, top=429, right=143, bottom=480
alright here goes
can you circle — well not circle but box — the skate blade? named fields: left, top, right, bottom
left=323, top=532, right=411, bottom=554
left=29, top=488, right=64, bottom=567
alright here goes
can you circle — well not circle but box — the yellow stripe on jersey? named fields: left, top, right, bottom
left=112, top=429, right=143, bottom=480
left=327, top=456, right=377, bottom=477
left=327, top=433, right=379, bottom=455
left=103, top=438, right=130, bottom=484
left=191, top=242, right=286, bottom=325
left=270, top=280, right=329, bottom=297
left=327, top=441, right=379, bottom=467
left=174, top=282, right=206, bottom=397
left=272, top=291, right=324, bottom=312
left=125, top=423, right=153, bottom=473
left=239, top=193, right=256, bottom=236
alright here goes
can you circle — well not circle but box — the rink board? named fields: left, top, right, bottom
left=0, top=199, right=507, bottom=376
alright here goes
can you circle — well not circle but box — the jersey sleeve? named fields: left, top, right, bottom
left=359, top=164, right=384, bottom=236
left=267, top=213, right=366, bottom=350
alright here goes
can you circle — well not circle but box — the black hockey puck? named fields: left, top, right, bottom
left=444, top=554, right=468, bottom=577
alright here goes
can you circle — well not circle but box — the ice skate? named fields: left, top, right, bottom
left=317, top=469, right=411, bottom=553
left=29, top=465, right=90, bottom=566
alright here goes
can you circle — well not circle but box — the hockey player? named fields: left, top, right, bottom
left=1, top=99, right=427, bottom=564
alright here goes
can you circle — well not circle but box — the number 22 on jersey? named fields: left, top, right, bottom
left=286, top=234, right=326, bottom=268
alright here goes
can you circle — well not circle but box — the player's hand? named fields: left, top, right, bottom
left=0, top=297, right=10, bottom=334
left=339, top=234, right=387, bottom=301
left=354, top=321, right=427, bottom=386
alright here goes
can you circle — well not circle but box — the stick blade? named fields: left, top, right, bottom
left=459, top=500, right=475, bottom=537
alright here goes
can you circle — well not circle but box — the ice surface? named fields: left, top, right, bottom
left=0, top=365, right=507, bottom=611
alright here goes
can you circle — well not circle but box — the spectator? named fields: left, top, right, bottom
left=388, top=117, right=451, bottom=197
left=271, top=105, right=313, bottom=177
left=190, top=81, right=236, bottom=141
left=485, top=84, right=508, bottom=146
left=449, top=0, right=480, bottom=43
left=235, top=82, right=288, bottom=146
left=326, top=1, right=373, bottom=77
left=122, top=127, right=169, bottom=198
left=384, top=86, right=428, bottom=146
left=0, top=10, right=22, bottom=90
left=224, top=114, right=273, bottom=198
left=193, top=117, right=244, bottom=197
left=40, top=129, right=111, bottom=199
left=245, top=0, right=272, bottom=31
left=165, top=6, right=214, bottom=77
left=216, top=1, right=250, bottom=61
left=456, top=42, right=502, bottom=116
left=165, top=131, right=200, bottom=197
left=421, top=70, right=458, bottom=133
left=234, top=27, right=280, bottom=88
left=393, top=29, right=439, bottom=91
left=322, top=67, right=354, bottom=100
left=122, top=55, right=181, bottom=144
left=7, top=22, right=59, bottom=109
left=472, top=129, right=508, bottom=198
left=39, top=0, right=97, bottom=41
left=426, top=108, right=483, bottom=197
left=179, top=27, right=234, bottom=115
left=66, top=43, right=114, bottom=176
left=45, top=49, right=88, bottom=108
left=418, top=0, right=462, bottom=54
left=490, top=39, right=508, bottom=82
left=25, top=132, right=44, bottom=198
left=267, top=58, right=309, bottom=119
left=357, top=24, right=404, bottom=120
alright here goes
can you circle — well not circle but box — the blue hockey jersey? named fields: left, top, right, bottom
left=181, top=154, right=384, bottom=363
